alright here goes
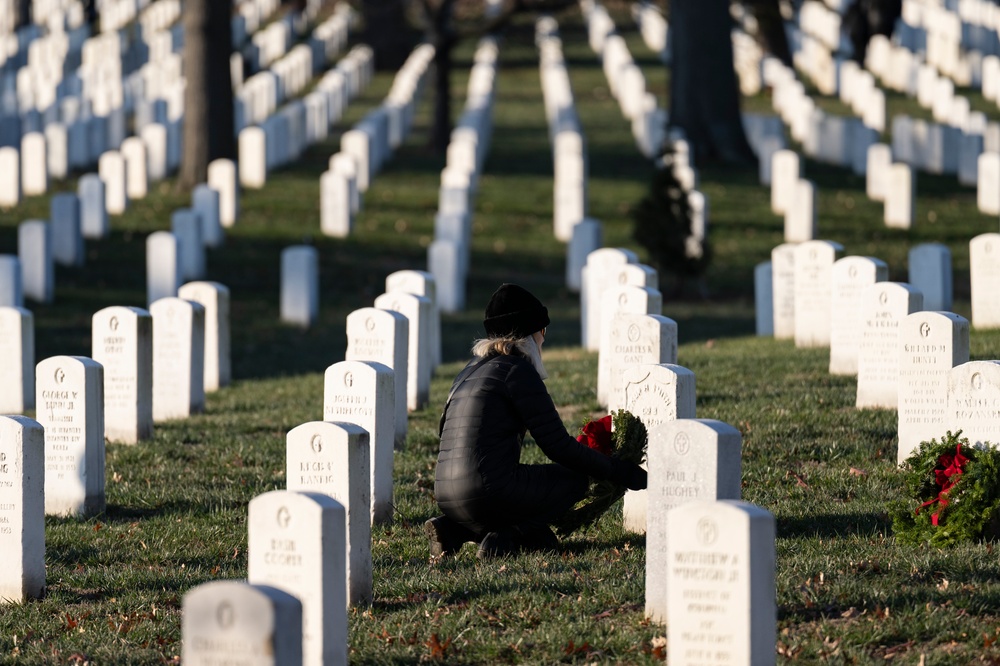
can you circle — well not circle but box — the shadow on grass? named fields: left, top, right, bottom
left=778, top=511, right=892, bottom=539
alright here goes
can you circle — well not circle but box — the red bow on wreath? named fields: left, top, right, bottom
left=916, top=443, right=970, bottom=526
left=578, top=415, right=613, bottom=457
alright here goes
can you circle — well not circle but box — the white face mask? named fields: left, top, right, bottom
left=517, top=335, right=548, bottom=380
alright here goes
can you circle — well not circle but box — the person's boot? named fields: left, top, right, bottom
left=516, top=524, right=560, bottom=552
left=425, top=516, right=475, bottom=558
left=476, top=529, right=518, bottom=559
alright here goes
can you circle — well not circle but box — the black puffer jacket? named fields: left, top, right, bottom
left=435, top=352, right=619, bottom=519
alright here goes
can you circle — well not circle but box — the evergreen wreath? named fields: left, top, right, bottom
left=891, top=431, right=1000, bottom=547
left=555, top=410, right=648, bottom=536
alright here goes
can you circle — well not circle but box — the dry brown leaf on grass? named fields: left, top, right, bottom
left=425, top=633, right=452, bottom=660
left=849, top=467, right=868, bottom=477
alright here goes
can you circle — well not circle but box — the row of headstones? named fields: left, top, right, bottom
left=0, top=115, right=182, bottom=204
left=238, top=45, right=373, bottom=190
left=0, top=159, right=236, bottom=308
left=630, top=1, right=669, bottom=64
left=427, top=37, right=501, bottom=315
left=0, top=301, right=222, bottom=555
left=176, top=267, right=456, bottom=658
left=754, top=238, right=1000, bottom=455
left=536, top=17, right=590, bottom=245
left=1, top=282, right=230, bottom=423
left=236, top=6, right=353, bottom=132
left=581, top=1, right=666, bottom=160
left=766, top=146, right=918, bottom=240
left=0, top=414, right=353, bottom=662
left=895, top=0, right=978, bottom=86
left=867, top=34, right=981, bottom=131
left=2, top=0, right=323, bottom=190
left=764, top=56, right=884, bottom=175
left=176, top=424, right=778, bottom=666
left=863, top=27, right=999, bottom=186
left=320, top=43, right=435, bottom=238
left=277, top=248, right=442, bottom=393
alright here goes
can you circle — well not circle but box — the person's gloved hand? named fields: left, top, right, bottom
left=611, top=459, right=647, bottom=490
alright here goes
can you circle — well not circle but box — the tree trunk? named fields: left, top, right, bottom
left=363, top=0, right=416, bottom=71
left=743, top=0, right=792, bottom=67
left=429, top=0, right=456, bottom=155
left=180, top=0, right=236, bottom=189
left=668, top=0, right=756, bottom=166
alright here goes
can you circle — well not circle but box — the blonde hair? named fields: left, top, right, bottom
left=471, top=334, right=548, bottom=379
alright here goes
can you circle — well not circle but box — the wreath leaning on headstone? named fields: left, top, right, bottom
left=554, top=410, right=648, bottom=536
left=891, top=431, right=1000, bottom=547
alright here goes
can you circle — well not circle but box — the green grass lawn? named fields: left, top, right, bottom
left=2, top=8, right=1000, bottom=664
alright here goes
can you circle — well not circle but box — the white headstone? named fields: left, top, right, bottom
left=330, top=153, right=360, bottom=215
left=178, top=282, right=231, bottom=392
left=646, top=420, right=742, bottom=623
left=385, top=270, right=441, bottom=369
left=884, top=163, right=915, bottom=229
left=208, top=158, right=240, bottom=227
left=977, top=152, right=1000, bottom=215
left=182, top=581, right=303, bottom=666
left=323, top=360, right=395, bottom=524
left=770, top=150, right=800, bottom=215
left=898, top=311, right=970, bottom=463
left=121, top=136, right=148, bottom=200
left=607, top=313, right=678, bottom=414
left=0, top=306, right=33, bottom=413
left=0, top=415, right=45, bottom=603
left=50, top=193, right=84, bottom=267
left=146, top=231, right=181, bottom=306
left=341, top=129, right=371, bottom=192
left=754, top=261, right=773, bottom=336
left=581, top=248, right=638, bottom=350
left=281, top=246, right=319, bottom=327
left=866, top=143, right=891, bottom=201
left=770, top=244, right=796, bottom=340
left=566, top=218, right=602, bottom=293
left=784, top=179, right=816, bottom=243
left=947, top=360, right=1000, bottom=448
left=908, top=243, right=952, bottom=312
left=18, top=220, right=54, bottom=304
left=970, top=233, right=1000, bottom=329
left=150, top=297, right=206, bottom=422
left=91, top=306, right=153, bottom=443
left=620, top=364, right=696, bottom=534
left=664, top=500, right=776, bottom=666
left=793, top=241, right=843, bottom=348
left=35, top=355, right=105, bottom=516
left=0, top=147, right=20, bottom=208
left=428, top=239, right=464, bottom=314
left=248, top=490, right=347, bottom=666
left=193, top=185, right=224, bottom=249
left=597, top=285, right=663, bottom=407
left=856, top=282, right=924, bottom=409
left=829, top=256, right=888, bottom=376
left=239, top=127, right=267, bottom=189
left=374, top=292, right=431, bottom=413
left=0, top=256, right=22, bottom=308
left=345, top=307, right=408, bottom=446
left=172, top=209, right=206, bottom=281
left=21, top=132, right=47, bottom=196
left=286, top=421, right=372, bottom=607
left=320, top=170, right=352, bottom=238
left=98, top=150, right=128, bottom=215
left=142, top=123, right=168, bottom=182
left=78, top=174, right=109, bottom=239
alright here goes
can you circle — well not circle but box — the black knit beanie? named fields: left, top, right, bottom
left=483, top=283, right=550, bottom=339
